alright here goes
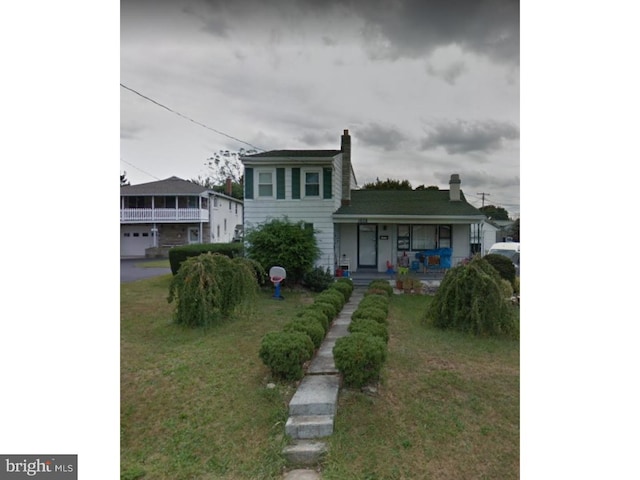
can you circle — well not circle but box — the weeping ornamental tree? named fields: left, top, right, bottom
left=244, top=218, right=320, bottom=285
left=425, top=256, right=517, bottom=337
left=167, top=253, right=258, bottom=327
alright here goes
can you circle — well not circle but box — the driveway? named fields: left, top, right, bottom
left=121, top=258, right=172, bottom=283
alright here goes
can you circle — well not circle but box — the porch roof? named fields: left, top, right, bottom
left=333, top=189, right=486, bottom=219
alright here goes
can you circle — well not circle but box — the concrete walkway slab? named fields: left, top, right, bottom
left=283, top=469, right=322, bottom=480
left=288, top=375, right=340, bottom=416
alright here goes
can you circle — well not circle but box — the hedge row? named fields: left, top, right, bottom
left=259, top=278, right=354, bottom=381
left=333, top=280, right=392, bottom=388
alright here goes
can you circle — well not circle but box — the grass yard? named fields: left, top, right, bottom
left=121, top=275, right=314, bottom=479
left=134, top=259, right=170, bottom=268
left=121, top=277, right=519, bottom=479
left=323, top=295, right=520, bottom=480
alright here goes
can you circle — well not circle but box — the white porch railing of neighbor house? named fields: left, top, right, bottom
left=120, top=208, right=209, bottom=222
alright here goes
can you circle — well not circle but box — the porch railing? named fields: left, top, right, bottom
left=120, top=208, right=209, bottom=222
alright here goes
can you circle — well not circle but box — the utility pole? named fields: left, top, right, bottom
left=477, top=192, right=490, bottom=208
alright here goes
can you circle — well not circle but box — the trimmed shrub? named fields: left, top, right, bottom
left=352, top=306, right=388, bottom=325
left=168, top=242, right=243, bottom=275
left=298, top=309, right=330, bottom=334
left=303, top=266, right=335, bottom=292
left=349, top=318, right=389, bottom=343
left=425, top=257, right=516, bottom=336
left=358, top=295, right=390, bottom=315
left=483, top=253, right=516, bottom=288
left=167, top=253, right=258, bottom=327
left=330, top=279, right=353, bottom=301
left=367, top=280, right=393, bottom=297
left=284, top=318, right=326, bottom=349
left=259, top=331, right=315, bottom=381
left=333, top=333, right=387, bottom=388
left=309, top=300, right=339, bottom=320
left=316, top=289, right=346, bottom=310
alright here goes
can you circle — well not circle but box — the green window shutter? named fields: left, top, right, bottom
left=323, top=168, right=332, bottom=199
left=292, top=168, right=301, bottom=199
left=276, top=168, right=285, bottom=199
left=245, top=168, right=254, bottom=199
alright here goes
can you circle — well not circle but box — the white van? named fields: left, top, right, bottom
left=487, top=242, right=520, bottom=276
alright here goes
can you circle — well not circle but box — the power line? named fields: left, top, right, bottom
left=120, top=158, right=161, bottom=181
left=120, top=83, right=265, bottom=152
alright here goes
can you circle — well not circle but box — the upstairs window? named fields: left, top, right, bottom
left=305, top=171, right=320, bottom=197
left=258, top=172, right=273, bottom=197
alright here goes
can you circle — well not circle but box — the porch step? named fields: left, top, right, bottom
left=282, top=440, right=328, bottom=466
left=285, top=415, right=334, bottom=439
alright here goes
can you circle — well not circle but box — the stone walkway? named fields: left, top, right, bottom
left=281, top=287, right=366, bottom=478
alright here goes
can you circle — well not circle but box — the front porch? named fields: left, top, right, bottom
left=341, top=267, right=447, bottom=288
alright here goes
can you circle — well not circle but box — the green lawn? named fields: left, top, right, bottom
left=121, top=276, right=519, bottom=479
left=134, top=259, right=170, bottom=268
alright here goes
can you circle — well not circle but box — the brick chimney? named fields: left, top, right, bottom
left=449, top=174, right=461, bottom=201
left=341, top=129, right=351, bottom=206
left=226, top=177, right=233, bottom=196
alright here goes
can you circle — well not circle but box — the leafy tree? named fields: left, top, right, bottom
left=479, top=204, right=510, bottom=221
left=508, top=218, right=520, bottom=241
left=191, top=175, right=244, bottom=200
left=362, top=177, right=413, bottom=190
left=424, top=256, right=517, bottom=337
left=167, top=253, right=258, bottom=327
left=244, top=218, right=320, bottom=285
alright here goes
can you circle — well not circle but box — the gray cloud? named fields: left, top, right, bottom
left=298, top=130, right=341, bottom=147
left=434, top=170, right=520, bottom=190
left=186, top=0, right=518, bottom=65
left=426, top=60, right=467, bottom=85
left=120, top=123, right=145, bottom=141
left=353, top=0, right=519, bottom=65
left=356, top=123, right=407, bottom=151
left=420, top=119, right=519, bottom=154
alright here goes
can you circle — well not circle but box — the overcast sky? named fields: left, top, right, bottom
left=121, top=0, right=520, bottom=218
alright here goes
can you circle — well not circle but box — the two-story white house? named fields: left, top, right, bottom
left=120, top=176, right=244, bottom=257
left=241, top=130, right=486, bottom=273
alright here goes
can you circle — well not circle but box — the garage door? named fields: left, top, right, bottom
left=121, top=227, right=152, bottom=256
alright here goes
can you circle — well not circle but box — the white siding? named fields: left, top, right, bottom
left=210, top=195, right=243, bottom=243
left=244, top=197, right=336, bottom=270
left=377, top=224, right=394, bottom=272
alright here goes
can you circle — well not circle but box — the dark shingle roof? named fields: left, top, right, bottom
left=120, top=176, right=209, bottom=195
left=243, top=150, right=341, bottom=159
left=334, top=189, right=485, bottom=217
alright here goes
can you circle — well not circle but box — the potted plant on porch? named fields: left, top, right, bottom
left=395, top=268, right=409, bottom=291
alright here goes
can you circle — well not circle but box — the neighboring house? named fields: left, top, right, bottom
left=492, top=219, right=516, bottom=242
left=478, top=219, right=500, bottom=255
left=120, top=176, right=244, bottom=257
left=241, top=129, right=487, bottom=273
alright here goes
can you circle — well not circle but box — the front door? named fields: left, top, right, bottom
left=358, top=224, right=377, bottom=267
left=188, top=227, right=200, bottom=244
